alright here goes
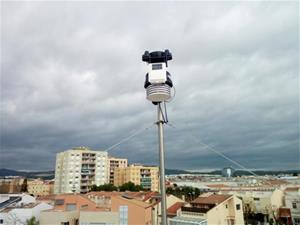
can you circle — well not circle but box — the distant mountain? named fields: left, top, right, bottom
left=165, top=168, right=299, bottom=176
left=165, top=169, right=191, bottom=175
left=0, top=168, right=54, bottom=179
left=0, top=168, right=298, bottom=179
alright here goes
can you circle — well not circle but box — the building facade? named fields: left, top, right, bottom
left=40, top=193, right=153, bottom=225
left=284, top=187, right=300, bottom=225
left=114, top=164, right=159, bottom=191
left=108, top=156, right=128, bottom=184
left=54, top=147, right=108, bottom=194
left=0, top=177, right=25, bottom=194
left=27, top=179, right=54, bottom=196
left=169, top=193, right=245, bottom=225
left=0, top=202, right=53, bottom=225
left=219, top=188, right=284, bottom=223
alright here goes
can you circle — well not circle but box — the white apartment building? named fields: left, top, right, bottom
left=54, top=147, right=108, bottom=194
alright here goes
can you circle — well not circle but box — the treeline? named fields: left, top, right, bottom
left=90, top=182, right=145, bottom=192
left=166, top=185, right=201, bottom=201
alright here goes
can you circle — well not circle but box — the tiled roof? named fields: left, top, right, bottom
left=167, top=202, right=185, bottom=216
left=87, top=191, right=122, bottom=197
left=265, top=180, right=288, bottom=185
left=285, top=187, right=300, bottom=192
left=36, top=194, right=56, bottom=201
left=191, top=194, right=232, bottom=205
left=87, top=191, right=158, bottom=202
left=206, top=184, right=229, bottom=188
left=116, top=195, right=152, bottom=208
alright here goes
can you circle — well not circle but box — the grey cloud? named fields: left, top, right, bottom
left=1, top=1, right=299, bottom=171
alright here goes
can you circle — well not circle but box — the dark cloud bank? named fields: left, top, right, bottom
left=1, top=1, right=299, bottom=171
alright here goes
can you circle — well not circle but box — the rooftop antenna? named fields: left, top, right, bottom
left=142, top=49, right=174, bottom=225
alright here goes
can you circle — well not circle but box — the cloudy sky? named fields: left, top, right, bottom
left=1, top=1, right=299, bottom=171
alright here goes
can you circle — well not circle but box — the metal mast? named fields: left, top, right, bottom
left=142, top=49, right=174, bottom=225
left=157, top=103, right=167, bottom=225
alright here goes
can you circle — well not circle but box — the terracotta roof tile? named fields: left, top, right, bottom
left=285, top=187, right=300, bottom=192
left=167, top=202, right=185, bottom=216
left=191, top=194, right=232, bottom=205
left=207, top=184, right=229, bottom=188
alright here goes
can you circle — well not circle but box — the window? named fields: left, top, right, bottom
left=236, top=204, right=241, bottom=210
left=119, top=205, right=128, bottom=225
left=0, top=219, right=3, bottom=224
left=226, top=204, right=228, bottom=208
left=294, top=218, right=300, bottom=225
left=61, top=223, right=69, bottom=225
left=293, top=202, right=297, bottom=209
left=254, top=197, right=260, bottom=201
left=227, top=219, right=235, bottom=225
left=66, top=203, right=76, bottom=211
left=55, top=199, right=65, bottom=205
left=81, top=204, right=88, bottom=209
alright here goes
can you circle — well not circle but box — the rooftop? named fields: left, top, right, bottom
left=191, top=194, right=232, bottom=205
left=285, top=187, right=300, bottom=192
left=167, top=202, right=185, bottom=216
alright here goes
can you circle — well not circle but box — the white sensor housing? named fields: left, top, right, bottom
left=148, top=63, right=167, bottom=84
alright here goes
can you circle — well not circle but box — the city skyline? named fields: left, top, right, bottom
left=1, top=1, right=299, bottom=171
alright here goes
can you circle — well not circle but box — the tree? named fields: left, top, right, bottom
left=26, top=216, right=39, bottom=225
left=119, top=182, right=144, bottom=192
left=166, top=186, right=201, bottom=201
left=21, top=178, right=28, bottom=193
left=90, top=183, right=118, bottom=192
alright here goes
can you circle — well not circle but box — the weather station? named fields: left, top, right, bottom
left=142, top=49, right=174, bottom=225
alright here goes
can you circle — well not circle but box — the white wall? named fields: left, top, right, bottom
left=0, top=202, right=52, bottom=225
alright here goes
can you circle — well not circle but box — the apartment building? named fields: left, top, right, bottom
left=0, top=177, right=25, bottom=194
left=54, top=147, right=108, bottom=194
left=169, top=193, right=245, bottom=225
left=108, top=156, right=128, bottom=184
left=114, top=164, right=159, bottom=191
left=27, top=179, right=54, bottom=196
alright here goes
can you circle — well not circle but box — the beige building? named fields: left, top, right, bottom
left=0, top=177, right=24, bottom=194
left=54, top=147, right=108, bottom=194
left=114, top=164, right=159, bottom=191
left=219, top=188, right=284, bottom=223
left=108, top=156, right=128, bottom=184
left=40, top=192, right=153, bottom=225
left=169, top=193, right=245, bottom=225
left=146, top=193, right=185, bottom=225
left=27, top=179, right=54, bottom=196
left=284, top=187, right=300, bottom=225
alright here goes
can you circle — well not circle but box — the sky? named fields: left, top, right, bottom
left=1, top=1, right=299, bottom=171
